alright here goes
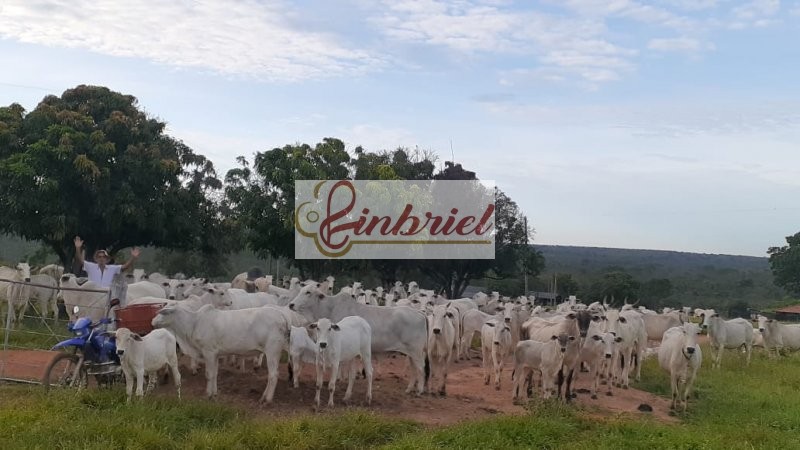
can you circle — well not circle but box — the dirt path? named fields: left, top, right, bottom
left=1, top=347, right=677, bottom=425
left=171, top=351, right=677, bottom=426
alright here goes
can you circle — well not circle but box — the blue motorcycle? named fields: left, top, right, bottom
left=42, top=302, right=122, bottom=391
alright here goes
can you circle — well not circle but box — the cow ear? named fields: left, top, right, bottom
left=619, top=317, right=627, bottom=324
left=132, top=334, right=143, bottom=341
left=331, top=324, right=340, bottom=331
left=495, top=307, right=503, bottom=312
left=550, top=335, right=558, bottom=340
left=566, top=313, right=576, bottom=319
left=712, top=313, right=719, bottom=318
left=446, top=312, right=454, bottom=318
left=768, top=319, right=774, bottom=323
left=615, top=336, right=623, bottom=343
left=592, top=335, right=602, bottom=341
left=504, top=326, right=511, bottom=332
left=309, top=323, right=318, bottom=329
left=485, top=322, right=495, bottom=327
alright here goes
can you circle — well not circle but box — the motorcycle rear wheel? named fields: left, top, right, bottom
left=42, top=352, right=87, bottom=392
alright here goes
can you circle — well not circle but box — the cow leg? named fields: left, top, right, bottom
left=590, top=364, right=599, bottom=399
left=315, top=361, right=324, bottom=409
left=327, top=361, right=339, bottom=408
left=482, top=344, right=491, bottom=385
left=565, top=368, right=575, bottom=401
left=407, top=353, right=426, bottom=395
left=492, top=347, right=502, bottom=390
left=290, top=356, right=301, bottom=388
left=122, top=364, right=134, bottom=403
left=670, top=370, right=679, bottom=410
left=261, top=343, right=283, bottom=404
left=168, top=359, right=182, bottom=401
left=203, top=351, right=218, bottom=399
left=343, top=363, right=356, bottom=403
left=364, top=355, right=373, bottom=406
left=746, top=343, right=752, bottom=366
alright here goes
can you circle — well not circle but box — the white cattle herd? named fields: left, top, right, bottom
left=1, top=262, right=799, bottom=413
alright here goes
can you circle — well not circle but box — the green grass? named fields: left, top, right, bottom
left=0, top=314, right=72, bottom=350
left=1, top=346, right=800, bottom=449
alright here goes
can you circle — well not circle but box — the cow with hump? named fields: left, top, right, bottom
left=288, top=283, right=429, bottom=395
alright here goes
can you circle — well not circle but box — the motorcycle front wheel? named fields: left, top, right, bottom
left=42, top=352, right=87, bottom=392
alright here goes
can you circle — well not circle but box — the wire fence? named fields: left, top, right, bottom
left=1, top=277, right=112, bottom=383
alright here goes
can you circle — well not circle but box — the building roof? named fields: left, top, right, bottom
left=775, top=305, right=800, bottom=314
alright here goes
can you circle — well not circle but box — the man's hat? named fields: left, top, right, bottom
left=94, top=249, right=110, bottom=258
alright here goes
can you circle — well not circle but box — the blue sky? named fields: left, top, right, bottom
left=1, top=0, right=799, bottom=257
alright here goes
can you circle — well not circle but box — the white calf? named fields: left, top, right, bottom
left=427, top=304, right=456, bottom=395
left=115, top=327, right=181, bottom=402
left=577, top=330, right=619, bottom=399
left=311, top=316, right=373, bottom=408
left=511, top=334, right=571, bottom=402
left=658, top=322, right=702, bottom=411
left=481, top=319, right=513, bottom=390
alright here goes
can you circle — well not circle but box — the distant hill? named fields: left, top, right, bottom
left=531, top=244, right=783, bottom=313
left=537, top=245, right=769, bottom=277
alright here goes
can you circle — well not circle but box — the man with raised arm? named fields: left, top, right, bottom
left=74, top=236, right=141, bottom=288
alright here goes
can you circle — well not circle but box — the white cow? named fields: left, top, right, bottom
left=115, top=327, right=181, bottom=402
left=38, top=264, right=64, bottom=280
left=288, top=326, right=319, bottom=388
left=642, top=311, right=684, bottom=341
left=460, top=308, right=499, bottom=359
left=222, top=289, right=280, bottom=310
left=757, top=316, right=800, bottom=356
left=26, top=274, right=59, bottom=320
left=521, top=312, right=584, bottom=400
left=0, top=262, right=32, bottom=322
left=151, top=304, right=289, bottom=402
left=126, top=281, right=169, bottom=303
left=700, top=310, right=753, bottom=368
left=427, top=304, right=456, bottom=396
left=480, top=319, right=513, bottom=390
left=59, top=274, right=108, bottom=322
left=658, top=322, right=702, bottom=412
left=310, top=316, right=373, bottom=408
left=604, top=309, right=647, bottom=389
left=288, top=286, right=428, bottom=395
left=511, top=334, right=571, bottom=402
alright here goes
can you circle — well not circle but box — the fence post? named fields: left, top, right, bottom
left=1, top=281, right=16, bottom=380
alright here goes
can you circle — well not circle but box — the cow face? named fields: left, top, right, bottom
left=592, top=332, right=617, bottom=359
left=551, top=333, right=576, bottom=353
left=115, top=327, right=142, bottom=356
left=311, top=318, right=339, bottom=351
left=431, top=304, right=450, bottom=335
left=700, top=309, right=716, bottom=329
left=16, top=262, right=31, bottom=282
left=682, top=322, right=701, bottom=355
left=757, top=315, right=772, bottom=332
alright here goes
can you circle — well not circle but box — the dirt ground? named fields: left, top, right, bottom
left=1, top=347, right=679, bottom=426
left=172, top=350, right=678, bottom=426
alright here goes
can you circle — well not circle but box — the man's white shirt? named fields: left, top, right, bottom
left=83, top=261, right=122, bottom=288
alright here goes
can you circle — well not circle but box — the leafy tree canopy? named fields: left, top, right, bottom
left=0, top=85, right=231, bottom=268
left=768, top=232, right=800, bottom=296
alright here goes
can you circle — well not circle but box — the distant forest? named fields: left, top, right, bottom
left=2, top=235, right=790, bottom=316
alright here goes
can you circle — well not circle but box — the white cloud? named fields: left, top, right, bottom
left=648, top=37, right=716, bottom=52
left=371, top=0, right=637, bottom=85
left=0, top=0, right=381, bottom=81
left=729, top=0, right=781, bottom=28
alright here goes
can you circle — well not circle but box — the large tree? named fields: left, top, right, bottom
left=0, top=85, right=228, bottom=269
left=225, top=138, right=351, bottom=279
left=768, top=232, right=800, bottom=296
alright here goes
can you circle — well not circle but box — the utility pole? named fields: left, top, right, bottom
left=523, top=216, right=529, bottom=295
